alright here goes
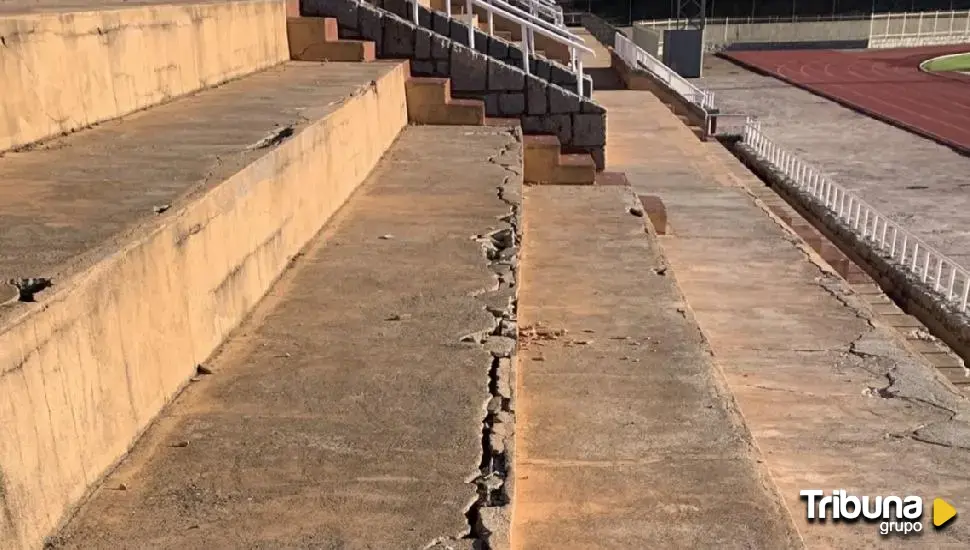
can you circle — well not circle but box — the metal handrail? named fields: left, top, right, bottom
left=511, top=0, right=562, bottom=25
left=411, top=0, right=593, bottom=95
left=482, top=0, right=586, bottom=45
left=613, top=32, right=715, bottom=110
left=741, top=119, right=970, bottom=314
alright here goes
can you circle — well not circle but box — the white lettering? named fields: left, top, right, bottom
left=801, top=490, right=824, bottom=520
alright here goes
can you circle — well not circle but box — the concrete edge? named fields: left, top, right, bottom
left=739, top=140, right=970, bottom=362
left=625, top=184, right=807, bottom=549
left=608, top=49, right=711, bottom=130
left=0, top=61, right=410, bottom=550
left=0, top=0, right=290, bottom=153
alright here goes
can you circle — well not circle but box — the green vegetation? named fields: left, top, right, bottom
left=922, top=53, right=970, bottom=73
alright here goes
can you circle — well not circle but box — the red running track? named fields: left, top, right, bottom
left=722, top=46, right=970, bottom=154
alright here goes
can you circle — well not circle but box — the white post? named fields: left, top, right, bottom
left=447, top=0, right=452, bottom=18
left=520, top=23, right=530, bottom=75
left=576, top=59, right=584, bottom=96
left=412, top=0, right=418, bottom=24
left=488, top=10, right=494, bottom=35
left=466, top=0, right=474, bottom=49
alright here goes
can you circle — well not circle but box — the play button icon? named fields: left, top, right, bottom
left=933, top=498, right=957, bottom=528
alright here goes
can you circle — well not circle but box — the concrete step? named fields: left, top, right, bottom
left=51, top=125, right=522, bottom=548
left=0, top=59, right=411, bottom=550
left=494, top=29, right=514, bottom=41
left=1, top=0, right=289, bottom=153
left=523, top=135, right=594, bottom=185
left=287, top=17, right=376, bottom=61
left=405, top=77, right=486, bottom=125
left=514, top=185, right=797, bottom=545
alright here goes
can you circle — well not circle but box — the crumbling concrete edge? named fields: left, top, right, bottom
left=730, top=142, right=970, bottom=365
left=626, top=183, right=806, bottom=549
left=426, top=126, right=521, bottom=550
left=717, top=142, right=970, bottom=452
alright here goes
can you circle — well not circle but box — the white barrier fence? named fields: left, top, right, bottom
left=741, top=118, right=970, bottom=314
left=633, top=9, right=970, bottom=51
left=868, top=10, right=970, bottom=48
left=614, top=31, right=715, bottom=110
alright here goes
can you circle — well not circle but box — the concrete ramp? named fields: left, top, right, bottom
left=512, top=186, right=800, bottom=548
left=49, top=125, right=521, bottom=548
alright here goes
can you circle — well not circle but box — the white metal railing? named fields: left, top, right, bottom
left=868, top=10, right=970, bottom=48
left=741, top=118, right=970, bottom=314
left=414, top=0, right=594, bottom=95
left=614, top=31, right=715, bottom=110
left=510, top=0, right=563, bottom=27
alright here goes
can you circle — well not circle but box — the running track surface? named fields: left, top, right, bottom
left=722, top=46, right=970, bottom=154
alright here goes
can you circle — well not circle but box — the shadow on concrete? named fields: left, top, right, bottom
left=587, top=67, right=624, bottom=90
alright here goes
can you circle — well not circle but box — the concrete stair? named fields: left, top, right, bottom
left=287, top=16, right=375, bottom=61
left=406, top=76, right=485, bottom=124
left=524, top=134, right=595, bottom=185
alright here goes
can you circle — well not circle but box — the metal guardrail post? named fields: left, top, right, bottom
left=520, top=22, right=530, bottom=74
left=576, top=59, right=583, bottom=96
left=467, top=0, right=474, bottom=48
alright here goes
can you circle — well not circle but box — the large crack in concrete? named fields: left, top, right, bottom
left=728, top=142, right=970, bottom=453
left=426, top=130, right=521, bottom=550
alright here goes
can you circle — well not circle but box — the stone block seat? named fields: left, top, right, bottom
left=301, top=0, right=606, bottom=173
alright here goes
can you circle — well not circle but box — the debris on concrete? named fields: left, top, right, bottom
left=7, top=277, right=52, bottom=302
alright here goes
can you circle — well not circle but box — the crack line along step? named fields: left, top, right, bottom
left=50, top=125, right=521, bottom=549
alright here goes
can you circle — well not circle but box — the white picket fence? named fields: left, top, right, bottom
left=741, top=119, right=970, bottom=314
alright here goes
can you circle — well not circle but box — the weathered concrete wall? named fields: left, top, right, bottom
left=581, top=12, right=617, bottom=48
left=0, top=61, right=409, bottom=550
left=869, top=10, right=970, bottom=48
left=633, top=24, right=661, bottom=57
left=0, top=0, right=289, bottom=153
left=305, top=0, right=607, bottom=168
left=635, top=18, right=870, bottom=53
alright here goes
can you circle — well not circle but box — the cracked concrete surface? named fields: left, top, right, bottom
left=49, top=125, right=519, bottom=548
left=512, top=185, right=800, bottom=548
left=603, top=88, right=970, bottom=547
left=0, top=62, right=397, bottom=307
